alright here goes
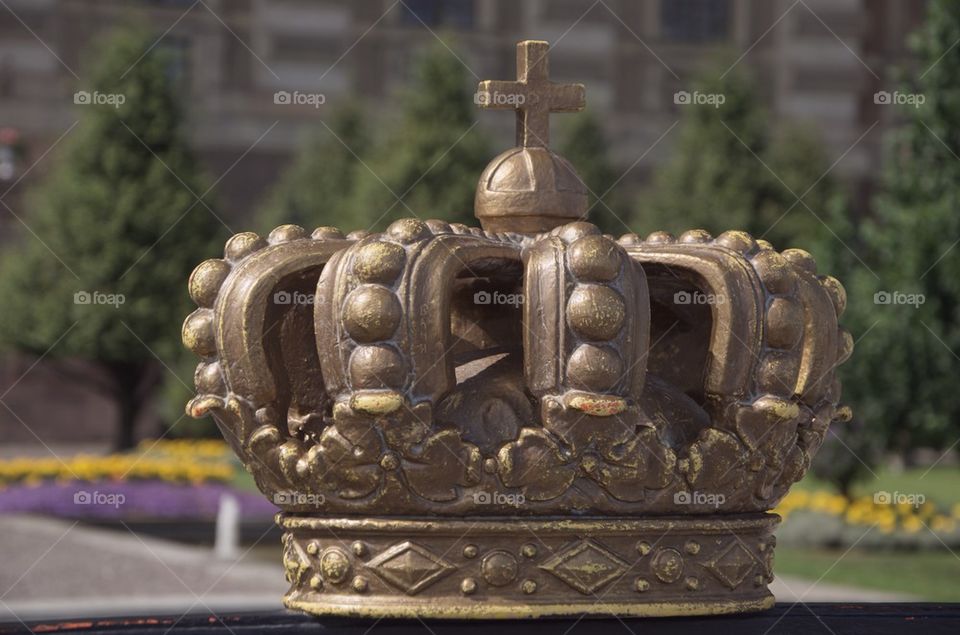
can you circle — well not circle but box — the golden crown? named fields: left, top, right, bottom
left=183, top=41, right=850, bottom=619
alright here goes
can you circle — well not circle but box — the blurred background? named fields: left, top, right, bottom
left=0, top=0, right=959, bottom=620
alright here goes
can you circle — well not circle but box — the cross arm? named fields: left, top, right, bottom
left=545, top=82, right=586, bottom=112
left=476, top=80, right=527, bottom=110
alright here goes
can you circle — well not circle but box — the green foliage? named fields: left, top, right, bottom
left=828, top=0, right=960, bottom=457
left=641, top=66, right=842, bottom=250
left=348, top=40, right=490, bottom=230
left=776, top=548, right=960, bottom=601
left=767, top=125, right=849, bottom=252
left=0, top=29, right=223, bottom=446
left=557, top=112, right=625, bottom=235
left=256, top=104, right=368, bottom=232
left=809, top=418, right=883, bottom=499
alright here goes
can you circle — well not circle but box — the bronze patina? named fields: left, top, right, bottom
left=184, top=40, right=851, bottom=619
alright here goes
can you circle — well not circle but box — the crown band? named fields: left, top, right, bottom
left=280, top=514, right=778, bottom=619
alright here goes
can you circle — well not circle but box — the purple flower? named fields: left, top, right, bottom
left=0, top=480, right=278, bottom=521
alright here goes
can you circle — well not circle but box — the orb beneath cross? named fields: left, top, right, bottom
left=474, top=40, right=590, bottom=234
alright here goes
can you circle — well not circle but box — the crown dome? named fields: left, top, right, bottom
left=475, top=146, right=588, bottom=233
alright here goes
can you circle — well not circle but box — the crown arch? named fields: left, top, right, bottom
left=314, top=220, right=524, bottom=414
left=523, top=223, right=650, bottom=416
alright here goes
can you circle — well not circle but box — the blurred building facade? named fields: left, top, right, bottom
left=0, top=0, right=928, bottom=445
left=0, top=0, right=926, bottom=227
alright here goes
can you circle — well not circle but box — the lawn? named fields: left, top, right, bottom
left=779, top=464, right=960, bottom=600
left=795, top=465, right=960, bottom=509
left=775, top=546, right=960, bottom=601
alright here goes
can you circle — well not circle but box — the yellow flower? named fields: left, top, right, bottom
left=902, top=516, right=923, bottom=534
left=0, top=439, right=234, bottom=485
left=932, top=516, right=957, bottom=534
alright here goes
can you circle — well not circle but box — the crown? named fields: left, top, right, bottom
left=183, top=40, right=851, bottom=619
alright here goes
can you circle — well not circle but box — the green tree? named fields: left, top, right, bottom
left=828, top=0, right=960, bottom=460
left=558, top=112, right=624, bottom=235
left=0, top=29, right=222, bottom=449
left=257, top=104, right=368, bottom=232
left=767, top=125, right=848, bottom=250
left=641, top=67, right=840, bottom=250
left=348, top=41, right=490, bottom=230
left=806, top=181, right=880, bottom=494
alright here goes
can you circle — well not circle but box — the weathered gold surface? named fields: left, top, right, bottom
left=183, top=40, right=851, bottom=619
left=476, top=40, right=584, bottom=148
left=279, top=515, right=777, bottom=619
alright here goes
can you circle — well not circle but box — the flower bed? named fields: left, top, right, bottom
left=0, top=439, right=276, bottom=522
left=775, top=489, right=960, bottom=550
left=0, top=439, right=234, bottom=485
left=0, top=479, right=277, bottom=521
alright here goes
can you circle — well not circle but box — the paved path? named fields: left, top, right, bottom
left=0, top=514, right=913, bottom=622
left=0, top=515, right=284, bottom=621
left=771, top=575, right=914, bottom=602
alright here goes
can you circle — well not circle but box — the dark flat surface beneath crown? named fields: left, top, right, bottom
left=3, top=604, right=959, bottom=635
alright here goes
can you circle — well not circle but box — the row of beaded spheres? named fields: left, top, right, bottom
left=555, top=224, right=630, bottom=393
left=184, top=222, right=849, bottom=407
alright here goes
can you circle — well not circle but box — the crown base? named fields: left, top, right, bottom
left=279, top=513, right=778, bottom=619
left=284, top=595, right=775, bottom=620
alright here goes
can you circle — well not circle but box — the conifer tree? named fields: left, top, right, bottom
left=257, top=104, right=367, bottom=232
left=826, top=0, right=960, bottom=459
left=558, top=112, right=624, bottom=235
left=348, top=41, right=490, bottom=229
left=641, top=67, right=839, bottom=250
left=0, top=29, right=223, bottom=449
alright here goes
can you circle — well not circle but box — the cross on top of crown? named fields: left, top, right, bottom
left=476, top=40, right=585, bottom=148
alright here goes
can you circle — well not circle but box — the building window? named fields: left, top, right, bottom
left=661, top=0, right=730, bottom=43
left=138, top=0, right=197, bottom=6
left=158, top=37, right=190, bottom=85
left=401, top=0, right=474, bottom=29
